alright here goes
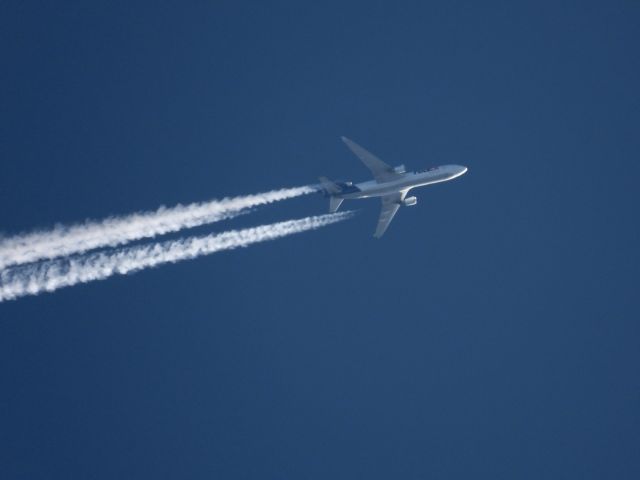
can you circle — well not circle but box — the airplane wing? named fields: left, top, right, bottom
left=374, top=191, right=407, bottom=238
left=341, top=136, right=404, bottom=183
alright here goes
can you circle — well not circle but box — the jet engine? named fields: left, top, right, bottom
left=402, top=196, right=417, bottom=206
left=394, top=164, right=406, bottom=174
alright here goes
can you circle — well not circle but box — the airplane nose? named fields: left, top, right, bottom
left=450, top=165, right=467, bottom=177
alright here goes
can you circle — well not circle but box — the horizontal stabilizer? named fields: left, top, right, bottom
left=318, top=176, right=342, bottom=195
left=329, top=197, right=344, bottom=213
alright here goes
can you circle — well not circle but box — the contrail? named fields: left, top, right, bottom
left=0, top=185, right=315, bottom=269
left=0, top=212, right=352, bottom=302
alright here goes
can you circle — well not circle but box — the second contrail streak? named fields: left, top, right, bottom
left=0, top=212, right=352, bottom=302
left=0, top=185, right=315, bottom=269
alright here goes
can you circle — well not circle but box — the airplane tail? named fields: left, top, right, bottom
left=318, top=177, right=344, bottom=212
left=329, top=197, right=344, bottom=213
left=318, top=176, right=341, bottom=194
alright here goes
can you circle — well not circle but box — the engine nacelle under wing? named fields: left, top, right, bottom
left=402, top=196, right=417, bottom=206
left=393, top=164, right=406, bottom=174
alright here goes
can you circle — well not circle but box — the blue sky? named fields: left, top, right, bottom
left=1, top=1, right=639, bottom=478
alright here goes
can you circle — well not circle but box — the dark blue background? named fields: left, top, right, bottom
left=1, top=1, right=639, bottom=478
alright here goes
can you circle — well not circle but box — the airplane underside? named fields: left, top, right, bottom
left=319, top=137, right=467, bottom=237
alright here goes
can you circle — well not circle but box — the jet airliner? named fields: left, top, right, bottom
left=319, top=137, right=467, bottom=238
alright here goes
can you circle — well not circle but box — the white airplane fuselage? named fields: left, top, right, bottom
left=320, top=136, right=468, bottom=237
left=336, top=164, right=468, bottom=200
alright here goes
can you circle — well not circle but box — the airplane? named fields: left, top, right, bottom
left=319, top=137, right=468, bottom=238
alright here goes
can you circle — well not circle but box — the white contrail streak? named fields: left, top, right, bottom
left=0, top=185, right=316, bottom=270
left=0, top=212, right=352, bottom=302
